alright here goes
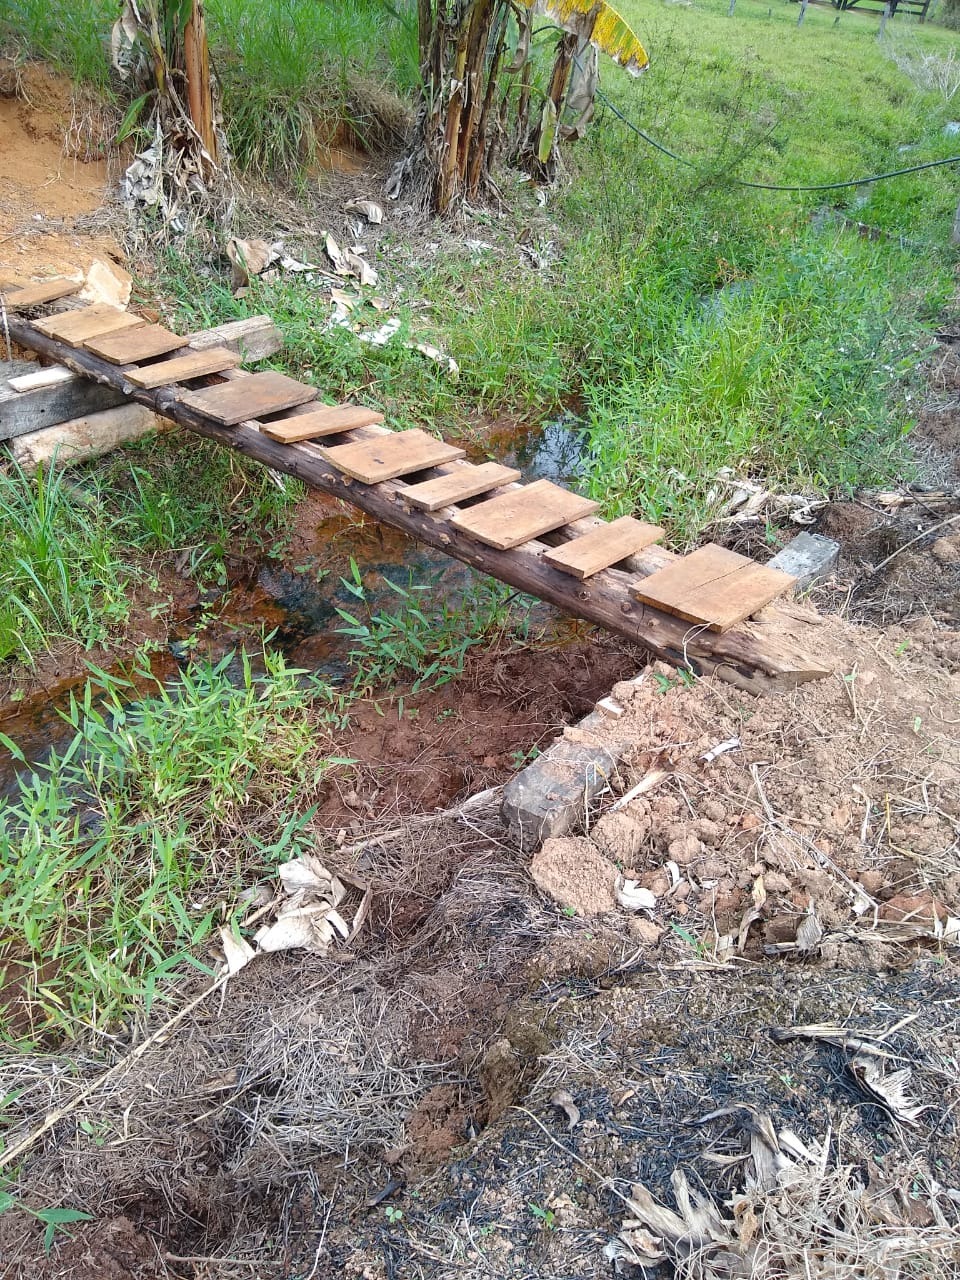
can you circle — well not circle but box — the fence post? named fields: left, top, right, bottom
left=879, top=1, right=891, bottom=38
left=798, top=0, right=809, bottom=23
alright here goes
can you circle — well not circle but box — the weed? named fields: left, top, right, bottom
left=0, top=1186, right=91, bottom=1255
left=0, top=647, right=348, bottom=1046
left=528, top=1202, right=556, bottom=1230
left=334, top=560, right=522, bottom=698
left=384, top=1205, right=403, bottom=1226
left=0, top=462, right=136, bottom=666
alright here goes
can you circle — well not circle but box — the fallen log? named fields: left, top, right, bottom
left=7, top=316, right=834, bottom=694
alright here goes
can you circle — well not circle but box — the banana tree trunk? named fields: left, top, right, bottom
left=182, top=1, right=218, bottom=164
left=405, top=0, right=510, bottom=215
left=521, top=31, right=578, bottom=182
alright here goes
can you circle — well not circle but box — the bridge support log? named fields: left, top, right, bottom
left=7, top=316, right=834, bottom=694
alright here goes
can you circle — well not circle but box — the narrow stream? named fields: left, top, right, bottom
left=0, top=415, right=594, bottom=802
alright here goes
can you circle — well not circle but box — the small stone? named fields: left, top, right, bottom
left=762, top=872, right=791, bottom=894
left=700, top=799, right=727, bottom=824
left=859, top=869, right=884, bottom=895
left=628, top=918, right=663, bottom=946
left=668, top=835, right=702, bottom=865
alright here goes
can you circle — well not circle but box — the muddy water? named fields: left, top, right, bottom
left=0, top=417, right=592, bottom=802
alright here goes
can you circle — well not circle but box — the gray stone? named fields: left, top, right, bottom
left=767, top=531, right=840, bottom=590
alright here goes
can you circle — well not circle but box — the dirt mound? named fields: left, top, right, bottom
left=0, top=60, right=122, bottom=282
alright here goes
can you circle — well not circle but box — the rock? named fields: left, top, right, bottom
left=530, top=836, right=618, bottom=916
left=767, top=531, right=840, bottom=589
left=762, top=871, right=792, bottom=894
left=628, top=918, right=663, bottom=946
left=667, top=834, right=702, bottom=866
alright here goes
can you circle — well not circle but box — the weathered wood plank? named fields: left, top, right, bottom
left=450, top=478, right=600, bottom=550
left=126, top=346, right=240, bottom=389
left=401, top=461, right=522, bottom=512
left=84, top=324, right=186, bottom=364
left=543, top=516, right=665, bottom=580
left=33, top=305, right=146, bottom=344
left=1, top=279, right=82, bottom=308
left=318, top=429, right=465, bottom=483
left=187, top=315, right=283, bottom=362
left=632, top=543, right=796, bottom=632
left=260, top=404, right=385, bottom=443
left=0, top=360, right=124, bottom=441
left=8, top=365, right=76, bottom=393
left=179, top=370, right=317, bottom=425
left=6, top=318, right=832, bottom=693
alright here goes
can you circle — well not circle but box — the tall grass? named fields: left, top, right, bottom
left=0, top=0, right=115, bottom=88
left=206, top=0, right=418, bottom=173
left=0, top=648, right=348, bottom=1046
left=0, top=463, right=136, bottom=665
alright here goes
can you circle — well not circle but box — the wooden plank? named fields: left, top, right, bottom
left=33, top=305, right=146, bottom=344
left=543, top=516, right=665, bottom=580
left=449, top=478, right=599, bottom=550
left=178, top=371, right=317, bottom=426
left=260, top=404, right=385, bottom=443
left=8, top=365, right=76, bottom=392
left=187, top=315, right=283, bottom=362
left=632, top=543, right=796, bottom=633
left=1, top=279, right=82, bottom=308
left=401, top=461, right=522, bottom=512
left=84, top=324, right=186, bottom=364
left=126, top=346, right=240, bottom=389
left=318, top=429, right=465, bottom=484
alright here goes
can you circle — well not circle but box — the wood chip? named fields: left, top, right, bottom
left=179, top=371, right=317, bottom=426
left=632, top=543, right=796, bottom=633
left=125, top=346, right=240, bottom=389
left=544, top=516, right=664, bottom=579
left=8, top=365, right=77, bottom=393
left=401, top=461, right=521, bottom=512
left=84, top=324, right=187, bottom=364
left=449, top=478, right=599, bottom=550
left=259, top=404, right=384, bottom=443
left=318, top=429, right=465, bottom=484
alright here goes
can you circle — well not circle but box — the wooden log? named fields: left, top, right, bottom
left=0, top=317, right=282, bottom=442
left=6, top=317, right=832, bottom=694
left=7, top=403, right=169, bottom=469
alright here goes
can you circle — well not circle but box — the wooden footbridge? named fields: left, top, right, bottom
left=1, top=277, right=830, bottom=694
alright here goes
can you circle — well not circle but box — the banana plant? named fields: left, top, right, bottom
left=401, top=1, right=649, bottom=214
left=519, top=1, right=649, bottom=179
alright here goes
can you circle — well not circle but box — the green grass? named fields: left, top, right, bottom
left=0, top=463, right=138, bottom=665
left=0, top=0, right=116, bottom=89
left=0, top=647, right=348, bottom=1046
left=207, top=0, right=418, bottom=174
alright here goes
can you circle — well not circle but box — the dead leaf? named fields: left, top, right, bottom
left=849, top=1053, right=925, bottom=1126
left=218, top=925, right=255, bottom=976
left=345, top=198, right=384, bottom=224
left=616, top=878, right=657, bottom=912
left=226, top=236, right=277, bottom=289
left=550, top=1089, right=581, bottom=1131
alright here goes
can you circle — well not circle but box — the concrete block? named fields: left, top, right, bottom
left=767, top=531, right=840, bottom=590
left=501, top=734, right=630, bottom=850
